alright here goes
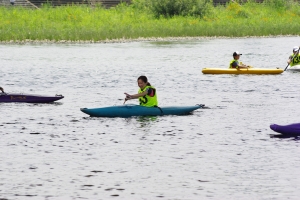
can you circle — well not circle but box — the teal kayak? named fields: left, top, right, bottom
left=80, top=104, right=205, bottom=118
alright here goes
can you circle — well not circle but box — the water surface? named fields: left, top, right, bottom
left=0, top=37, right=300, bottom=200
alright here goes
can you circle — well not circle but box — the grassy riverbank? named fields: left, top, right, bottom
left=0, top=0, right=300, bottom=42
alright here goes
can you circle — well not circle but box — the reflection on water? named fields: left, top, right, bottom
left=270, top=134, right=300, bottom=139
left=1, top=37, right=300, bottom=199
left=135, top=116, right=158, bottom=126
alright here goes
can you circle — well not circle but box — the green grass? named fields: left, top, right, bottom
left=0, top=1, right=300, bottom=42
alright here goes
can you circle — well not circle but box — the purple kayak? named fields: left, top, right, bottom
left=270, top=123, right=300, bottom=136
left=0, top=93, right=64, bottom=103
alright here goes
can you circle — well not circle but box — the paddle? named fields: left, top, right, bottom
left=284, top=47, right=300, bottom=71
left=0, top=87, right=4, bottom=93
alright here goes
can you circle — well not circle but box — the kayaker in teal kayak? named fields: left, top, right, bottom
left=229, top=51, right=251, bottom=69
left=287, top=46, right=300, bottom=67
left=124, top=75, right=158, bottom=107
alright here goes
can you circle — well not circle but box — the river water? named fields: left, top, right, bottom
left=1, top=36, right=300, bottom=200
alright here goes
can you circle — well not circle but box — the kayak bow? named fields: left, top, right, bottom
left=270, top=123, right=300, bottom=136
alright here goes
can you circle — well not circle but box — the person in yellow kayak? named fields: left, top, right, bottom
left=287, top=46, right=300, bottom=67
left=229, top=51, right=251, bottom=69
left=124, top=75, right=158, bottom=107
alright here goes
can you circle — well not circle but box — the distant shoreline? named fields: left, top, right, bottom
left=0, top=35, right=299, bottom=44
left=1, top=2, right=300, bottom=43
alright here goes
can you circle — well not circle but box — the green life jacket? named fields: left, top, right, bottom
left=138, top=86, right=158, bottom=107
left=290, top=53, right=300, bottom=67
left=229, top=59, right=239, bottom=68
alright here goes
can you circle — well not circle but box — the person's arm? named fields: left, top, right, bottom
left=287, top=55, right=293, bottom=64
left=238, top=63, right=249, bottom=68
left=232, top=61, right=248, bottom=69
left=237, top=61, right=250, bottom=68
left=124, top=91, right=148, bottom=100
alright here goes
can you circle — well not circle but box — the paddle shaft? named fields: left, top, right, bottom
left=284, top=47, right=300, bottom=71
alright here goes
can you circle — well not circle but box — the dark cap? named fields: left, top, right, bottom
left=233, top=51, right=242, bottom=56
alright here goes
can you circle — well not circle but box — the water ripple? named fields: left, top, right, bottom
left=1, top=37, right=300, bottom=199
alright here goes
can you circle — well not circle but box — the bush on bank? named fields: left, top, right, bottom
left=0, top=0, right=299, bottom=41
left=145, top=0, right=212, bottom=18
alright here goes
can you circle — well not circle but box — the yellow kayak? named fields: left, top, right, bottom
left=202, top=68, right=283, bottom=75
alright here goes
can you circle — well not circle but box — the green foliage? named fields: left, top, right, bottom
left=130, top=0, right=150, bottom=10
left=0, top=1, right=300, bottom=42
left=147, top=0, right=213, bottom=18
left=226, top=1, right=251, bottom=18
left=41, top=2, right=52, bottom=9
left=263, top=0, right=293, bottom=10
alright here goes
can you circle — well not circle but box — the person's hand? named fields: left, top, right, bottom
left=123, top=93, right=131, bottom=104
left=124, top=93, right=132, bottom=100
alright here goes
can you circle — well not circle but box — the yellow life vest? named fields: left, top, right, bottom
left=229, top=59, right=239, bottom=68
left=290, top=53, right=300, bottom=67
left=138, top=86, right=158, bottom=107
